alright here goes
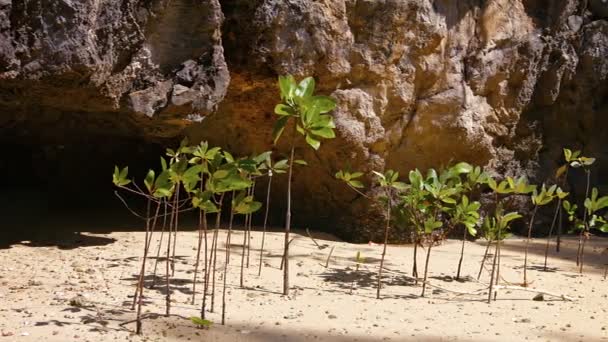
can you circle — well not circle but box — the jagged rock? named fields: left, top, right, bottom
left=1, top=0, right=608, bottom=240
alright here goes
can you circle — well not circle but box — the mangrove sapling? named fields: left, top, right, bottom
left=336, top=168, right=405, bottom=298
left=163, top=152, right=199, bottom=316
left=453, top=195, right=482, bottom=280
left=420, top=219, right=443, bottom=297
left=190, top=316, right=213, bottom=330
left=399, top=169, right=428, bottom=284
left=166, top=141, right=200, bottom=275
left=208, top=194, right=224, bottom=315
left=484, top=176, right=533, bottom=299
left=543, top=188, right=569, bottom=271
left=412, top=165, right=472, bottom=297
left=191, top=189, right=219, bottom=306
left=372, top=170, right=406, bottom=299
left=202, top=151, right=227, bottom=314
left=485, top=209, right=522, bottom=303
left=553, top=148, right=577, bottom=253
left=398, top=165, right=463, bottom=286
left=237, top=155, right=266, bottom=284
left=524, top=185, right=558, bottom=286
left=477, top=238, right=493, bottom=281
left=349, top=251, right=365, bottom=294
left=564, top=150, right=596, bottom=265
left=134, top=170, right=171, bottom=334
left=150, top=157, right=172, bottom=289
left=562, top=190, right=608, bottom=274
left=204, top=156, right=256, bottom=324
left=580, top=188, right=608, bottom=273
left=240, top=178, right=255, bottom=287
left=454, top=166, right=488, bottom=280
left=246, top=154, right=267, bottom=268
left=273, top=75, right=337, bottom=296
left=188, top=142, right=222, bottom=304
left=113, top=166, right=172, bottom=334
left=223, top=155, right=259, bottom=287
left=258, top=157, right=288, bottom=276
left=222, top=191, right=261, bottom=325
left=151, top=199, right=168, bottom=288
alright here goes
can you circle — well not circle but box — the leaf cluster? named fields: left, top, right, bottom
left=273, top=76, right=337, bottom=150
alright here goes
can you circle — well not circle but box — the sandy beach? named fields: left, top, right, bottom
left=1, top=228, right=607, bottom=341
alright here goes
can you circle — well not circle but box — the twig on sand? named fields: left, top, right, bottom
left=306, top=228, right=328, bottom=250
left=325, top=245, right=336, bottom=268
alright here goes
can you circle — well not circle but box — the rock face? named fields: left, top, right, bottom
left=1, top=0, right=608, bottom=241
left=0, top=0, right=229, bottom=138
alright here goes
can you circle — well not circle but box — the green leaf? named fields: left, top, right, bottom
left=302, top=103, right=321, bottom=126
left=272, top=116, right=290, bottom=144
left=223, top=151, right=235, bottom=163
left=348, top=180, right=364, bottom=188
left=112, top=166, right=131, bottom=186
left=213, top=169, right=230, bottom=179
left=441, top=197, right=457, bottom=204
left=350, top=172, right=364, bottom=179
left=312, top=96, right=336, bottom=113
left=502, top=212, right=522, bottom=224
left=296, top=77, right=315, bottom=98
left=274, top=159, right=288, bottom=170
left=253, top=151, right=272, bottom=165
left=312, top=114, right=336, bottom=129
left=153, top=188, right=173, bottom=198
left=487, top=177, right=497, bottom=191
left=555, top=164, right=568, bottom=179
left=305, top=134, right=321, bottom=150
left=278, top=75, right=295, bottom=101
left=372, top=171, right=386, bottom=181
left=310, top=127, right=335, bottom=139
left=294, top=159, right=308, bottom=166
left=190, top=317, right=213, bottom=328
left=392, top=181, right=407, bottom=191
left=451, top=162, right=473, bottom=174
left=119, top=166, right=128, bottom=180
left=274, top=104, right=294, bottom=116
left=466, top=224, right=477, bottom=236
left=234, top=195, right=262, bottom=215
left=144, top=169, right=155, bottom=193
left=296, top=124, right=305, bottom=135
left=580, top=157, right=596, bottom=166
left=563, top=148, right=572, bottom=162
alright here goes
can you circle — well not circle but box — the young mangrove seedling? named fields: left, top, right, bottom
left=543, top=188, right=569, bottom=271
left=553, top=148, right=577, bottom=252
left=524, top=184, right=558, bottom=286
left=580, top=188, right=608, bottom=273
left=257, top=155, right=288, bottom=276
left=349, top=251, right=365, bottom=294
left=188, top=141, right=222, bottom=305
left=372, top=170, right=406, bottom=299
left=272, top=75, right=337, bottom=296
left=565, top=150, right=596, bottom=266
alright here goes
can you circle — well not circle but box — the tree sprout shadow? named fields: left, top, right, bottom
left=120, top=274, right=196, bottom=298
left=319, top=267, right=420, bottom=292
left=0, top=231, right=116, bottom=250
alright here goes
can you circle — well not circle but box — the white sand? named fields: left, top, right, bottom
left=1, top=228, right=607, bottom=341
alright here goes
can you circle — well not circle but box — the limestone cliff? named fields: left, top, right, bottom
left=1, top=0, right=607, bottom=240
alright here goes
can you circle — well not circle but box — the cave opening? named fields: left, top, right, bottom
left=0, top=118, right=176, bottom=248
